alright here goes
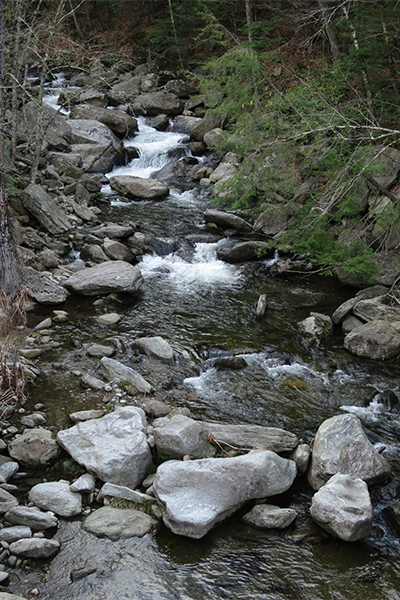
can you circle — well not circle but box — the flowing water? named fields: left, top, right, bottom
left=14, top=108, right=400, bottom=599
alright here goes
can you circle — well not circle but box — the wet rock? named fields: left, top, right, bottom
left=65, top=261, right=144, bottom=296
left=344, top=319, right=400, bottom=360
left=57, top=406, right=152, bottom=490
left=383, top=503, right=400, bottom=534
left=82, top=506, right=160, bottom=540
left=29, top=481, right=82, bottom=517
left=0, top=526, right=32, bottom=543
left=5, top=506, right=58, bottom=530
left=87, top=344, right=115, bottom=358
left=109, top=175, right=169, bottom=200
left=310, top=473, right=373, bottom=542
left=69, top=119, right=123, bottom=154
left=142, top=400, right=171, bottom=418
left=102, top=239, right=133, bottom=262
left=204, top=209, right=252, bottom=233
left=9, top=538, right=60, bottom=558
left=132, top=336, right=174, bottom=362
left=71, top=105, right=138, bottom=137
left=216, top=240, right=269, bottom=263
left=153, top=450, right=297, bottom=539
left=80, top=244, right=110, bottom=264
left=191, top=112, right=221, bottom=142
left=256, top=294, right=268, bottom=319
left=130, top=92, right=182, bottom=116
left=8, top=428, right=59, bottom=467
left=100, top=357, right=153, bottom=393
left=298, top=313, right=333, bottom=344
left=80, top=374, right=105, bottom=390
left=308, top=414, right=391, bottom=490
left=21, top=266, right=69, bottom=305
left=242, top=504, right=297, bottom=529
left=153, top=414, right=215, bottom=461
left=213, top=356, right=247, bottom=370
left=96, top=312, right=121, bottom=325
left=342, top=315, right=363, bottom=334
left=70, top=473, right=96, bottom=493
left=21, top=183, right=71, bottom=234
left=88, top=224, right=134, bottom=239
left=170, top=115, right=201, bottom=134
left=0, top=489, right=18, bottom=514
left=352, top=297, right=400, bottom=322
left=33, top=317, right=52, bottom=331
left=202, top=422, right=298, bottom=454
left=331, top=285, right=389, bottom=324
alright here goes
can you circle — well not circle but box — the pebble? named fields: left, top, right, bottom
left=104, top=385, right=113, bottom=392
left=33, top=404, right=45, bottom=411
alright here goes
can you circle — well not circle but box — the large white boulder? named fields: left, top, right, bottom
left=57, top=407, right=152, bottom=490
left=153, top=450, right=297, bottom=538
left=310, top=473, right=373, bottom=541
left=308, top=414, right=391, bottom=490
left=65, top=261, right=143, bottom=296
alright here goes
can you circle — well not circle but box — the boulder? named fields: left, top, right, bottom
left=28, top=480, right=82, bottom=517
left=153, top=414, right=215, bottom=461
left=0, top=526, right=32, bottom=543
left=204, top=209, right=252, bottom=233
left=298, top=313, right=333, bottom=344
left=0, top=488, right=18, bottom=514
left=102, top=239, right=133, bottom=262
left=289, top=443, right=311, bottom=474
left=332, top=285, right=389, bottom=324
left=242, top=504, right=297, bottom=529
left=108, top=75, right=142, bottom=104
left=57, top=406, right=152, bottom=490
left=203, top=127, right=224, bottom=148
left=109, top=175, right=169, bottom=200
left=216, top=240, right=269, bottom=263
left=9, top=538, right=60, bottom=558
left=308, top=414, right=391, bottom=490
left=201, top=422, right=298, bottom=454
left=152, top=160, right=191, bottom=184
left=191, top=112, right=221, bottom=142
left=310, top=473, right=373, bottom=541
left=253, top=206, right=288, bottom=237
left=352, top=297, right=400, bottom=323
left=71, top=105, right=138, bottom=137
left=65, top=261, right=144, bottom=296
left=213, top=356, right=247, bottom=370
left=47, top=152, right=83, bottom=173
left=21, top=266, right=69, bottom=305
left=8, top=428, right=59, bottom=466
left=344, top=319, right=400, bottom=360
left=80, top=244, right=110, bottom=264
left=21, top=184, right=71, bottom=234
left=71, top=142, right=122, bottom=173
left=82, top=506, right=159, bottom=540
left=132, top=336, right=174, bottom=361
left=130, top=92, right=182, bottom=116
left=153, top=450, right=297, bottom=538
left=59, top=88, right=107, bottom=108
left=86, top=344, right=115, bottom=358
left=88, top=223, right=134, bottom=239
left=170, top=115, right=201, bottom=134
left=17, top=101, right=72, bottom=151
left=4, top=506, right=58, bottom=530
left=100, top=357, right=153, bottom=393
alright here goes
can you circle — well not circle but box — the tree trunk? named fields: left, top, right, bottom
left=342, top=4, right=372, bottom=104
left=0, top=0, right=20, bottom=297
left=245, top=0, right=252, bottom=43
left=318, top=0, right=339, bottom=60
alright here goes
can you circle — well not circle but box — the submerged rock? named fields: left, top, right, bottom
left=310, top=473, right=373, bottom=542
left=308, top=414, right=391, bottom=490
left=242, top=504, right=297, bottom=529
left=57, top=407, right=152, bottom=490
left=153, top=450, right=297, bottom=538
left=82, top=506, right=159, bottom=540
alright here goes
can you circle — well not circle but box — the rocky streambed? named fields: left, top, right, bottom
left=1, top=65, right=400, bottom=599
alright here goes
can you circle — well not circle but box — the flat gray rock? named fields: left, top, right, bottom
left=310, top=473, right=373, bottom=541
left=70, top=410, right=104, bottom=423
left=5, top=506, right=58, bottom=530
left=202, top=422, right=298, bottom=454
left=97, top=483, right=154, bottom=504
left=101, top=357, right=153, bottom=393
left=29, top=480, right=82, bottom=517
left=65, top=260, right=143, bottom=296
left=22, top=183, right=71, bottom=234
left=21, top=266, right=69, bottom=305
left=132, top=336, right=174, bottom=362
left=57, top=406, right=152, bottom=490
left=82, top=506, right=159, bottom=540
left=9, top=538, right=60, bottom=558
left=109, top=175, right=169, bottom=200
left=308, top=414, right=391, bottom=490
left=87, top=344, right=115, bottom=358
left=153, top=450, right=297, bottom=539
left=204, top=209, right=252, bottom=233
left=0, top=488, right=18, bottom=514
left=242, top=504, right=297, bottom=529
left=8, top=428, right=59, bottom=466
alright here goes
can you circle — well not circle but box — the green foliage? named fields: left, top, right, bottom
left=109, top=496, right=156, bottom=514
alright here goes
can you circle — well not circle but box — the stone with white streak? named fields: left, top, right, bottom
left=153, top=450, right=297, bottom=538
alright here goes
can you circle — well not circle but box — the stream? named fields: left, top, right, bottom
left=11, top=85, right=400, bottom=599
